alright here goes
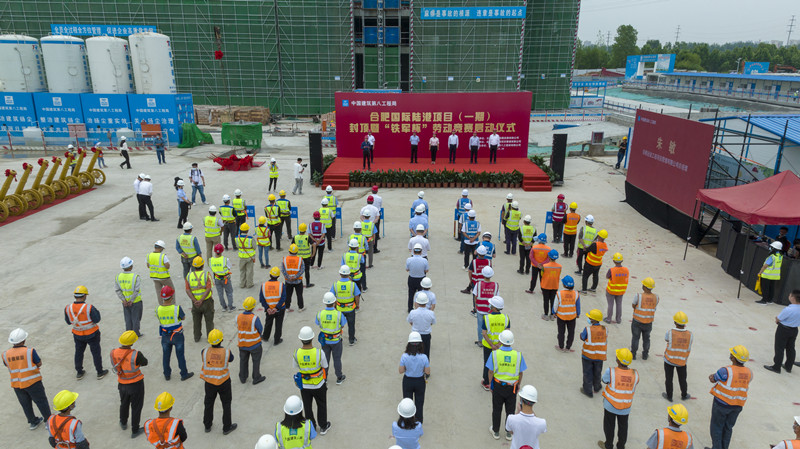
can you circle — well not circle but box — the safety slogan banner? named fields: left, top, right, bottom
left=627, top=110, right=714, bottom=215
left=334, top=91, right=532, bottom=158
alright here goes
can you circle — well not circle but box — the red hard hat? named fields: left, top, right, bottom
left=367, top=195, right=374, bottom=202
left=557, top=194, right=565, bottom=200
left=214, top=243, right=224, bottom=254
left=371, top=185, right=378, bottom=192
left=160, top=285, right=175, bottom=299
left=313, top=211, right=320, bottom=219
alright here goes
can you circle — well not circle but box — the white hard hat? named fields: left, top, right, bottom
left=283, top=395, right=303, bottom=415
left=482, top=266, right=494, bottom=278
left=234, top=189, right=242, bottom=196
left=120, top=256, right=133, bottom=269
left=67, top=144, right=74, bottom=149
left=323, top=292, right=337, bottom=305
left=397, top=398, right=417, bottom=418
left=144, top=174, right=151, bottom=180
left=489, top=296, right=504, bottom=310
left=468, top=210, right=476, bottom=217
left=154, top=240, right=166, bottom=248
left=482, top=231, right=492, bottom=237
left=420, top=277, right=432, bottom=288
left=585, top=214, right=594, bottom=223
left=417, top=191, right=425, bottom=198
left=519, top=385, right=538, bottom=403
left=270, top=158, right=276, bottom=162
left=462, top=189, right=469, bottom=196
left=408, top=331, right=422, bottom=343
left=321, top=198, right=329, bottom=206
left=414, top=291, right=429, bottom=304
left=183, top=222, right=193, bottom=231
left=298, top=326, right=314, bottom=341
left=415, top=204, right=426, bottom=213
left=120, top=135, right=127, bottom=140
left=223, top=194, right=231, bottom=202
left=506, top=193, right=514, bottom=200
left=339, top=265, right=351, bottom=276
left=348, top=239, right=359, bottom=248
left=771, top=241, right=783, bottom=250
left=476, top=245, right=487, bottom=255
left=499, top=329, right=514, bottom=345
left=464, top=203, right=473, bottom=210
left=138, top=173, right=146, bottom=179
left=254, top=434, right=278, bottom=449
left=208, top=205, right=217, bottom=213
left=176, top=180, right=185, bottom=186
left=94, top=142, right=101, bottom=147
left=363, top=209, right=371, bottom=217
left=326, top=185, right=333, bottom=192
left=523, top=215, right=532, bottom=222
left=8, top=328, right=28, bottom=345
left=415, top=224, right=425, bottom=231
left=413, top=243, right=423, bottom=251
left=511, top=201, right=519, bottom=209
left=353, top=221, right=362, bottom=229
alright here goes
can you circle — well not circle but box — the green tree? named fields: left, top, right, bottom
left=640, top=39, right=663, bottom=55
left=610, top=25, right=639, bottom=67
left=674, top=50, right=704, bottom=71
left=575, top=41, right=610, bottom=69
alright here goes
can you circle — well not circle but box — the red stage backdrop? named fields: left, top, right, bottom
left=627, top=110, right=715, bottom=215
left=334, top=91, right=532, bottom=158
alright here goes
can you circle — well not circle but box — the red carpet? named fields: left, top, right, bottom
left=0, top=187, right=96, bottom=227
left=322, top=158, right=551, bottom=192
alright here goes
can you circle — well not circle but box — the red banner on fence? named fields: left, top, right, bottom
left=334, top=91, right=532, bottom=158
left=627, top=110, right=714, bottom=215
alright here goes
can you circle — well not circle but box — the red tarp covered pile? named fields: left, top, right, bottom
left=696, top=171, right=800, bottom=225
left=212, top=154, right=265, bottom=171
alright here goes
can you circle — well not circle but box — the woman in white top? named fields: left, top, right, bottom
left=119, top=136, right=131, bottom=169
left=428, top=132, right=439, bottom=165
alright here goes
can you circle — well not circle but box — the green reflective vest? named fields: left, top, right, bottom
left=178, top=234, right=198, bottom=258
left=492, top=348, right=521, bottom=384
left=204, top=215, right=221, bottom=238
left=116, top=272, right=142, bottom=303
left=762, top=253, right=783, bottom=280
left=147, top=252, right=169, bottom=279
left=294, top=234, right=312, bottom=258
left=506, top=210, right=521, bottom=231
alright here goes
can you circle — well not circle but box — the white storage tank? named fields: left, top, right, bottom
left=86, top=36, right=135, bottom=94
left=23, top=126, right=43, bottom=146
left=128, top=32, right=177, bottom=94
left=40, top=35, right=91, bottom=93
left=0, top=34, right=47, bottom=92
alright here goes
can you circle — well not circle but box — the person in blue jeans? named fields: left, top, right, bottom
left=392, top=398, right=423, bottom=449
left=189, top=163, right=207, bottom=205
left=154, top=135, right=166, bottom=164
left=156, top=286, right=194, bottom=381
left=615, top=136, right=627, bottom=169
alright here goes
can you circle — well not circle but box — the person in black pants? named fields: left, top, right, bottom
left=486, top=330, right=525, bottom=440
left=112, top=332, right=148, bottom=438
left=447, top=131, right=458, bottom=163
left=399, top=332, right=429, bottom=423
left=4, top=329, right=52, bottom=431
left=409, top=132, right=419, bottom=163
left=135, top=174, right=146, bottom=220
left=119, top=136, right=131, bottom=169
left=469, top=132, right=479, bottom=164
left=260, top=271, right=287, bottom=345
left=765, top=290, right=800, bottom=374
left=361, top=137, right=371, bottom=170
left=201, top=332, right=237, bottom=435
left=176, top=181, right=191, bottom=229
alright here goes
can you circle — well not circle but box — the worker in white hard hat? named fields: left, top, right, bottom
left=461, top=209, right=482, bottom=269
left=517, top=215, right=537, bottom=275
left=419, top=277, right=437, bottom=310
left=463, top=244, right=490, bottom=296
left=757, top=241, right=784, bottom=305
left=500, top=193, right=514, bottom=241
left=146, top=240, right=174, bottom=304
left=473, top=266, right=499, bottom=344
left=503, top=200, right=522, bottom=255
left=458, top=203, right=474, bottom=252
left=176, top=180, right=192, bottom=230
left=342, top=239, right=366, bottom=296
left=255, top=434, right=279, bottom=449
left=93, top=142, right=106, bottom=168
left=393, top=398, right=424, bottom=446
left=116, top=256, right=145, bottom=337
left=406, top=244, right=429, bottom=312
left=331, top=265, right=361, bottom=345
left=347, top=222, right=370, bottom=290
left=323, top=185, right=339, bottom=238
left=506, top=384, right=547, bottom=449
left=360, top=209, right=376, bottom=267
left=232, top=189, right=247, bottom=231
left=455, top=189, right=473, bottom=241
left=769, top=416, right=800, bottom=449
left=277, top=395, right=317, bottom=447
left=294, top=326, right=331, bottom=434
left=408, top=224, right=431, bottom=258
left=139, top=174, right=158, bottom=222
left=407, top=292, right=436, bottom=360
left=479, top=231, right=497, bottom=261
left=220, top=195, right=239, bottom=251
left=411, top=191, right=428, bottom=216
left=575, top=214, right=596, bottom=275
left=67, top=285, right=109, bottom=380
left=481, top=296, right=509, bottom=390
left=176, top=222, right=202, bottom=279
left=135, top=173, right=146, bottom=220
left=67, top=145, right=78, bottom=174
left=268, top=158, right=279, bottom=192
left=276, top=190, right=293, bottom=242
left=204, top=205, right=224, bottom=259
left=189, top=162, right=207, bottom=204
left=409, top=203, right=429, bottom=237
left=315, top=292, right=347, bottom=385
left=361, top=194, right=381, bottom=252
left=487, top=330, right=527, bottom=441
left=3, top=328, right=51, bottom=430
left=399, top=332, right=430, bottom=424
left=119, top=134, right=131, bottom=168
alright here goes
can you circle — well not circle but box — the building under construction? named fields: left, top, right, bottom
left=0, top=0, right=580, bottom=115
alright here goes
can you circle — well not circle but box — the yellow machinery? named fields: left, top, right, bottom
left=31, top=158, right=56, bottom=205
left=15, top=163, right=43, bottom=210
left=1, top=170, right=26, bottom=221
left=72, top=149, right=95, bottom=190
left=81, top=147, right=105, bottom=186
left=46, top=157, right=70, bottom=200
left=58, top=153, right=81, bottom=195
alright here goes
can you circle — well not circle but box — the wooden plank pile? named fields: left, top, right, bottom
left=194, top=106, right=271, bottom=126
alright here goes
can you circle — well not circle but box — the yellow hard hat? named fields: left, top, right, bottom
left=53, top=390, right=79, bottom=411
left=259, top=216, right=267, bottom=225
left=569, top=202, right=578, bottom=209
left=673, top=311, right=688, bottom=325
left=73, top=285, right=89, bottom=296
left=279, top=190, right=286, bottom=196
left=597, top=229, right=608, bottom=239
left=612, top=252, right=623, bottom=262
left=268, top=194, right=276, bottom=201
left=586, top=309, right=603, bottom=322
left=616, top=348, right=633, bottom=366
left=240, top=223, right=250, bottom=232
left=667, top=403, right=689, bottom=425
left=299, top=223, right=307, bottom=232
left=192, top=256, right=204, bottom=268
left=270, top=266, right=281, bottom=277
left=288, top=244, right=298, bottom=254
left=118, top=330, right=138, bottom=346
left=730, top=345, right=749, bottom=363
left=154, top=391, right=175, bottom=412
left=208, top=329, right=223, bottom=345
left=622, top=136, right=628, bottom=140
left=243, top=297, right=256, bottom=310
left=642, top=277, right=655, bottom=289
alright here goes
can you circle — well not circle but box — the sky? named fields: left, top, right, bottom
left=578, top=0, right=800, bottom=46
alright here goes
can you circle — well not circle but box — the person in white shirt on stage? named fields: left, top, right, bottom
left=429, top=132, right=439, bottom=165
left=448, top=131, right=459, bottom=163
left=488, top=132, right=500, bottom=164
left=469, top=132, right=480, bottom=164
left=409, top=132, right=420, bottom=163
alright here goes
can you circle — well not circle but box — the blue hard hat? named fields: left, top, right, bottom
left=538, top=233, right=547, bottom=243
left=548, top=249, right=559, bottom=260
left=561, top=275, right=574, bottom=288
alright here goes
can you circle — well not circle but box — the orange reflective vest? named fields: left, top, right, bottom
left=283, top=256, right=302, bottom=280
left=664, top=328, right=693, bottom=366
left=602, top=366, right=639, bottom=410
left=541, top=261, right=562, bottom=290
left=48, top=415, right=80, bottom=449
left=582, top=325, right=607, bottom=360
left=110, top=347, right=144, bottom=384
left=2, top=346, right=42, bottom=389
left=606, top=266, right=629, bottom=295
left=555, top=290, right=578, bottom=321
left=145, top=417, right=184, bottom=449
left=654, top=427, right=692, bottom=449
left=632, top=292, right=659, bottom=324
left=200, top=347, right=231, bottom=386
left=65, top=303, right=99, bottom=336
left=564, top=213, right=580, bottom=235
left=237, top=313, right=261, bottom=348
left=710, top=365, right=752, bottom=407
left=261, top=281, right=283, bottom=309
left=529, top=244, right=552, bottom=268
left=777, top=441, right=800, bottom=449
left=586, top=241, right=608, bottom=266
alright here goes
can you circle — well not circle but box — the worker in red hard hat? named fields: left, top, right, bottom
left=362, top=195, right=381, bottom=253
left=156, top=286, right=193, bottom=381
left=310, top=211, right=326, bottom=269
left=551, top=194, right=567, bottom=244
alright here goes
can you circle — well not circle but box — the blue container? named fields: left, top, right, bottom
left=0, top=93, right=38, bottom=141
left=32, top=93, right=84, bottom=144
left=385, top=27, right=400, bottom=44
left=385, top=0, right=399, bottom=8
left=127, top=93, right=194, bottom=144
left=364, top=27, right=378, bottom=45
left=80, top=94, right=131, bottom=142
left=363, top=0, right=377, bottom=8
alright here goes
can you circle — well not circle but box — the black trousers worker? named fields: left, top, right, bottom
left=203, top=378, right=233, bottom=432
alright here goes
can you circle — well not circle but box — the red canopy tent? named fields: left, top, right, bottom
left=695, top=171, right=800, bottom=225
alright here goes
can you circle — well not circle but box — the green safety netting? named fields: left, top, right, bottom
left=221, top=122, right=263, bottom=149
left=177, top=123, right=214, bottom=148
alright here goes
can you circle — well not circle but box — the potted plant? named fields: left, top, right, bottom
left=312, top=171, right=324, bottom=188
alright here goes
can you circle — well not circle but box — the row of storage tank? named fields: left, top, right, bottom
left=0, top=32, right=177, bottom=95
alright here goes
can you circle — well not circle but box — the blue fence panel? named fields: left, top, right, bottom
left=80, top=93, right=131, bottom=142
left=0, top=93, right=38, bottom=142
left=33, top=93, right=84, bottom=144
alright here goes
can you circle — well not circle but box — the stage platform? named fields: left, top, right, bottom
left=322, top=158, right=551, bottom=192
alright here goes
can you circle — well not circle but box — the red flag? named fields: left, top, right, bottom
left=214, top=50, right=224, bottom=60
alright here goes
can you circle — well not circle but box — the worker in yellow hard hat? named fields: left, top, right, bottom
left=282, top=244, right=306, bottom=312
left=145, top=392, right=188, bottom=447
left=599, top=348, right=639, bottom=449
left=237, top=223, right=256, bottom=289
left=645, top=404, right=692, bottom=449
left=708, top=345, right=752, bottom=449
left=663, top=311, right=692, bottom=402
left=562, top=202, right=580, bottom=258
left=49, top=390, right=89, bottom=448
left=276, top=190, right=293, bottom=242
left=67, top=285, right=109, bottom=380
left=220, top=194, right=238, bottom=251
left=237, top=297, right=266, bottom=385
left=260, top=266, right=287, bottom=345
left=580, top=228, right=608, bottom=293
left=265, top=194, right=282, bottom=251
left=631, top=277, right=659, bottom=360
left=255, top=216, right=272, bottom=269
left=185, top=256, right=214, bottom=343
left=293, top=223, right=316, bottom=289
left=616, top=135, right=628, bottom=169
left=580, top=309, right=607, bottom=398
left=604, top=252, right=629, bottom=324
left=111, top=331, right=148, bottom=438
left=200, top=329, right=237, bottom=436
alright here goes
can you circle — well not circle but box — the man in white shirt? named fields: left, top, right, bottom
left=138, top=175, right=158, bottom=221
left=429, top=132, right=440, bottom=165
left=189, top=163, right=208, bottom=205
left=409, top=132, right=420, bottom=163
left=292, top=158, right=305, bottom=195
left=408, top=224, right=431, bottom=258
left=469, top=132, right=480, bottom=164
left=367, top=188, right=383, bottom=252
left=407, top=292, right=436, bottom=360
left=506, top=384, right=546, bottom=449
left=488, top=132, right=500, bottom=164
left=448, top=131, right=459, bottom=163
left=134, top=173, right=145, bottom=220
left=367, top=131, right=375, bottom=163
